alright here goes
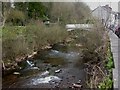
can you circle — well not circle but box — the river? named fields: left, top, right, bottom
left=2, top=43, right=87, bottom=89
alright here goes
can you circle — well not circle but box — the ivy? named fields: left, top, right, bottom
left=98, top=42, right=113, bottom=89
left=98, top=76, right=113, bottom=89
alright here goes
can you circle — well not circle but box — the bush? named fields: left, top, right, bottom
left=45, top=24, right=68, bottom=44
left=2, top=23, right=68, bottom=62
left=67, top=25, right=104, bottom=65
left=98, top=76, right=113, bottom=89
left=77, top=22, right=113, bottom=88
left=2, top=26, right=27, bottom=60
left=25, top=23, right=68, bottom=50
left=5, top=9, right=25, bottom=26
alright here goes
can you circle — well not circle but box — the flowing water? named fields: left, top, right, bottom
left=2, top=43, right=86, bottom=88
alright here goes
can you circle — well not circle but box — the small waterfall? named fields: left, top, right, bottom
left=49, top=50, right=66, bottom=57
left=31, top=76, right=61, bottom=85
left=49, top=50, right=80, bottom=60
left=41, top=71, right=49, bottom=76
left=26, top=60, right=35, bottom=67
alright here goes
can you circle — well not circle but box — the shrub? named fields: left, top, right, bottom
left=2, top=23, right=68, bottom=63
left=2, top=26, right=27, bottom=60
left=6, top=9, right=25, bottom=26
left=98, top=76, right=113, bottom=89
left=66, top=27, right=104, bottom=65
left=25, top=23, right=68, bottom=50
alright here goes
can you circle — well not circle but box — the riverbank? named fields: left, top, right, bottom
left=2, top=38, right=87, bottom=89
left=2, top=23, right=112, bottom=89
left=2, top=24, right=69, bottom=75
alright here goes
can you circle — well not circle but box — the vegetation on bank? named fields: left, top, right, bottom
left=77, top=26, right=114, bottom=89
left=2, top=2, right=91, bottom=26
left=2, top=24, right=68, bottom=68
left=68, top=21, right=114, bottom=89
left=2, top=2, right=92, bottom=70
left=1, top=2, right=114, bottom=89
left=98, top=42, right=114, bottom=89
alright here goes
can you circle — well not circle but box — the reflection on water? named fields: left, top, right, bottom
left=44, top=57, right=66, bottom=66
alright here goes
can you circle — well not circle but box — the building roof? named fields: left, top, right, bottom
left=92, top=5, right=113, bottom=14
left=102, top=5, right=112, bottom=11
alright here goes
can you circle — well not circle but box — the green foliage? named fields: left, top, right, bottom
left=98, top=76, right=113, bottom=89
left=6, top=2, right=91, bottom=25
left=14, top=2, right=27, bottom=11
left=2, top=26, right=27, bottom=60
left=106, top=56, right=113, bottom=70
left=0, top=27, right=2, bottom=38
left=106, top=46, right=114, bottom=71
left=2, top=26, right=25, bottom=39
left=14, top=2, right=48, bottom=20
left=98, top=43, right=113, bottom=89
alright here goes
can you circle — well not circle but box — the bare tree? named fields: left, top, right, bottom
left=50, top=2, right=91, bottom=24
left=1, top=2, right=11, bottom=27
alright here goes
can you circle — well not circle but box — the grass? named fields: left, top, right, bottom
left=2, top=26, right=27, bottom=60
left=98, top=76, right=113, bottom=89
left=106, top=46, right=114, bottom=71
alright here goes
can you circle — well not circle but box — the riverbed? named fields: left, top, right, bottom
left=2, top=43, right=87, bottom=89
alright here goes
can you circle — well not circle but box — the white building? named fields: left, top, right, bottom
left=92, top=5, right=117, bottom=27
